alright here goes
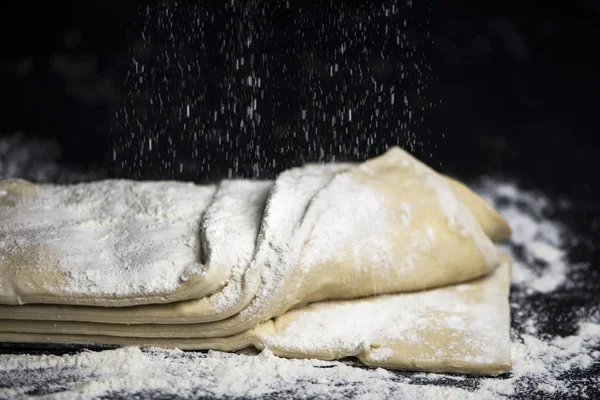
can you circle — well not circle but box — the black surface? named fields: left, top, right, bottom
left=0, top=0, right=599, bottom=399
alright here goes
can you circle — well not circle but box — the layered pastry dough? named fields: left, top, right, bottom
left=0, top=147, right=512, bottom=375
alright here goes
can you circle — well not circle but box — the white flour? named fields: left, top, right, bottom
left=0, top=135, right=598, bottom=399
left=0, top=180, right=217, bottom=303
left=0, top=320, right=598, bottom=399
left=222, top=163, right=349, bottom=311
left=258, top=261, right=510, bottom=367
left=476, top=178, right=570, bottom=293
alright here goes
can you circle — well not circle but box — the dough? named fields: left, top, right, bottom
left=0, top=180, right=220, bottom=306
left=0, top=149, right=507, bottom=330
left=0, top=255, right=512, bottom=376
left=0, top=147, right=513, bottom=375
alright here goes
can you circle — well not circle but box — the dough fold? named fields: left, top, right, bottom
left=0, top=147, right=513, bottom=376
left=0, top=256, right=512, bottom=376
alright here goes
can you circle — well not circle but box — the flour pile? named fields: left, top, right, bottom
left=0, top=134, right=598, bottom=399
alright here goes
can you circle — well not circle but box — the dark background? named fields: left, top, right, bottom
left=1, top=3, right=600, bottom=398
left=0, top=0, right=599, bottom=201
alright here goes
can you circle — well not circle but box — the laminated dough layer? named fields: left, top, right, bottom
left=0, top=256, right=512, bottom=376
left=0, top=146, right=513, bottom=376
left=0, top=148, right=509, bottom=339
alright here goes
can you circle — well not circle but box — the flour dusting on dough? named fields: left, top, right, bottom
left=0, top=136, right=597, bottom=398
left=369, top=347, right=394, bottom=361
left=0, top=181, right=216, bottom=299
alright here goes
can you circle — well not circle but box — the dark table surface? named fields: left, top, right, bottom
left=0, top=0, right=599, bottom=398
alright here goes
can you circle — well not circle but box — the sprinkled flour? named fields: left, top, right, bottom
left=0, top=179, right=217, bottom=303
left=476, top=178, right=570, bottom=294
left=0, top=135, right=598, bottom=399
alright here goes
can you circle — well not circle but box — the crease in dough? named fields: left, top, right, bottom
left=0, top=164, right=350, bottom=323
left=0, top=148, right=509, bottom=339
left=0, top=146, right=514, bottom=376
left=0, top=255, right=512, bottom=376
left=0, top=180, right=220, bottom=306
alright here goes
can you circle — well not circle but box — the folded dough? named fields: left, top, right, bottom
left=0, top=148, right=508, bottom=329
left=0, top=146, right=513, bottom=375
left=0, top=255, right=512, bottom=376
left=0, top=180, right=219, bottom=306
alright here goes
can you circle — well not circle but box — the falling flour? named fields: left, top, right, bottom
left=0, top=135, right=598, bottom=399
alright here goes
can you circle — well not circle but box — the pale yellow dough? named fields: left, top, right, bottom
left=0, top=256, right=511, bottom=376
left=0, top=147, right=512, bottom=375
left=0, top=171, right=509, bottom=326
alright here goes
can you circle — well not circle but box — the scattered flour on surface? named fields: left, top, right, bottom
left=0, top=136, right=598, bottom=399
left=1, top=320, right=598, bottom=400
left=477, top=178, right=571, bottom=293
